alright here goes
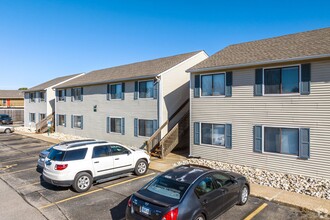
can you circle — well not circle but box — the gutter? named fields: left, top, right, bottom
left=55, top=74, right=159, bottom=89
left=188, top=53, right=330, bottom=73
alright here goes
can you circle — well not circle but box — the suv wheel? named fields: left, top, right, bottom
left=73, top=172, right=92, bottom=193
left=134, top=159, right=148, bottom=176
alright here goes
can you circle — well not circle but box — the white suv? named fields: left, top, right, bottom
left=42, top=140, right=150, bottom=193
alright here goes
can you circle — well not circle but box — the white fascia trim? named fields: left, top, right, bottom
left=157, top=51, right=208, bottom=78
left=49, top=73, right=86, bottom=91
left=189, top=54, right=330, bottom=73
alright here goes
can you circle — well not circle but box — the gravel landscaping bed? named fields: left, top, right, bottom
left=175, top=158, right=330, bottom=200
left=15, top=126, right=91, bottom=142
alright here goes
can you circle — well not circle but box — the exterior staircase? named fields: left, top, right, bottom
left=145, top=100, right=189, bottom=158
left=35, top=112, right=55, bottom=133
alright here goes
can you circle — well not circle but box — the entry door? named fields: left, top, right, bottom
left=110, top=145, right=134, bottom=173
left=92, top=145, right=114, bottom=177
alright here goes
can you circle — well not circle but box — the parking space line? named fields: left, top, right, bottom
left=39, top=172, right=156, bottom=209
left=244, top=203, right=268, bottom=220
left=0, top=167, right=36, bottom=175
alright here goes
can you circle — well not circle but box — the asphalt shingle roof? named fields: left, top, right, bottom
left=0, top=90, right=24, bottom=99
left=190, top=27, right=330, bottom=72
left=26, top=73, right=82, bottom=92
left=56, top=51, right=202, bottom=88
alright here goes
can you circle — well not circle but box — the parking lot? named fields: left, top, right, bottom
left=0, top=133, right=323, bottom=220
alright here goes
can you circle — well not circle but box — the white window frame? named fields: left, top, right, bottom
left=39, top=91, right=46, bottom=102
left=262, top=64, right=301, bottom=97
left=138, top=118, right=154, bottom=137
left=261, top=125, right=300, bottom=158
left=58, top=114, right=66, bottom=126
left=72, top=88, right=83, bottom=102
left=200, top=122, right=226, bottom=147
left=39, top=113, right=46, bottom=121
left=200, top=72, right=226, bottom=98
left=58, top=89, right=66, bottom=102
left=29, top=113, right=36, bottom=122
left=138, top=80, right=154, bottom=99
left=108, top=83, right=123, bottom=100
left=109, top=116, right=123, bottom=134
left=73, top=115, right=83, bottom=129
left=30, top=92, right=36, bottom=103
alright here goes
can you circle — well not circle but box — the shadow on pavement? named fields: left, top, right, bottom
left=110, top=196, right=130, bottom=220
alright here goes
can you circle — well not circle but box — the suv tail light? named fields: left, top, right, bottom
left=162, top=207, right=178, bottom=220
left=128, top=197, right=132, bottom=207
left=55, top=164, right=68, bottom=170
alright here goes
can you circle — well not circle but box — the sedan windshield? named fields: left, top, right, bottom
left=147, top=177, right=189, bottom=200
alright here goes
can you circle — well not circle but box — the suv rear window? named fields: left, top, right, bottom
left=48, top=148, right=87, bottom=161
left=147, top=176, right=189, bottom=200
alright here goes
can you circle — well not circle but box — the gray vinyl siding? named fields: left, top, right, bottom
left=190, top=60, right=330, bottom=179
left=24, top=92, right=48, bottom=128
left=56, top=81, right=157, bottom=148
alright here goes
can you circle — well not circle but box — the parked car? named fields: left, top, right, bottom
left=0, top=114, right=13, bottom=125
left=126, top=165, right=249, bottom=220
left=0, top=125, right=14, bottom=133
left=37, top=139, right=96, bottom=169
left=42, top=141, right=150, bottom=193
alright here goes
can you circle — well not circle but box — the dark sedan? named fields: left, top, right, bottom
left=126, top=165, right=249, bottom=220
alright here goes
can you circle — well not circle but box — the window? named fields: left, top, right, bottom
left=110, top=145, right=128, bottom=156
left=147, top=176, right=189, bottom=200
left=201, top=73, right=225, bottom=96
left=201, top=123, right=225, bottom=146
left=29, top=92, right=36, bottom=102
left=29, top=113, right=35, bottom=122
left=264, top=66, right=299, bottom=94
left=139, top=80, right=154, bottom=98
left=72, top=88, right=83, bottom=101
left=63, top=148, right=87, bottom=161
left=264, top=127, right=299, bottom=155
left=195, top=176, right=215, bottom=197
left=110, top=118, right=122, bottom=133
left=212, top=173, right=232, bottom=188
left=139, top=119, right=154, bottom=137
left=110, top=84, right=122, bottom=99
left=58, top=89, right=65, bottom=101
left=93, top=145, right=110, bottom=158
left=39, top=113, right=46, bottom=121
left=58, top=115, right=66, bottom=126
left=2, top=99, right=6, bottom=105
left=48, top=148, right=87, bottom=161
left=39, top=91, right=45, bottom=102
left=73, top=115, right=83, bottom=129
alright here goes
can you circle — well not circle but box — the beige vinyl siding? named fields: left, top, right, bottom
left=190, top=60, right=330, bottom=179
left=56, top=81, right=158, bottom=148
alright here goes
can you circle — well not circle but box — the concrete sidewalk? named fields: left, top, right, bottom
left=0, top=178, right=46, bottom=220
left=15, top=131, right=330, bottom=216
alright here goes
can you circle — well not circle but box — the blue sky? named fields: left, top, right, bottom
left=1, top=0, right=329, bottom=89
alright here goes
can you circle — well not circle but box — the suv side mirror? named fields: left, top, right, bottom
left=126, top=150, right=131, bottom=155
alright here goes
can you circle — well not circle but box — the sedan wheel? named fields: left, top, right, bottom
left=238, top=185, right=249, bottom=205
left=134, top=159, right=148, bottom=176
left=194, top=214, right=205, bottom=220
left=4, top=129, right=11, bottom=134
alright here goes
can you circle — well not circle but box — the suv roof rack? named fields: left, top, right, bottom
left=67, top=140, right=108, bottom=149
left=177, top=164, right=212, bottom=170
left=59, top=139, right=96, bottom=145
